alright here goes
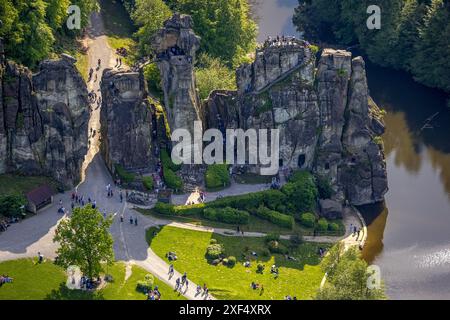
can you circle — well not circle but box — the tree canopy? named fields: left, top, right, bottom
left=317, top=244, right=386, bottom=300
left=53, top=205, right=114, bottom=279
left=0, top=0, right=97, bottom=67
left=293, top=0, right=450, bottom=92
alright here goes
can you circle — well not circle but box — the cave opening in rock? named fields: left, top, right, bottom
left=298, top=154, right=306, bottom=168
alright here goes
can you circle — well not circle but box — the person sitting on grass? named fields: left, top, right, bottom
left=0, top=275, right=13, bottom=286
left=251, top=282, right=260, bottom=290
left=243, top=261, right=251, bottom=268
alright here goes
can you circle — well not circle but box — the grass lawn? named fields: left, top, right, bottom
left=147, top=226, right=329, bottom=300
left=99, top=0, right=137, bottom=66
left=0, top=174, right=59, bottom=196
left=0, top=259, right=184, bottom=300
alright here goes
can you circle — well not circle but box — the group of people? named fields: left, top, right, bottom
left=350, top=224, right=363, bottom=241
left=114, top=57, right=123, bottom=68
left=115, top=47, right=128, bottom=57
left=0, top=274, right=13, bottom=286
left=261, top=35, right=309, bottom=50
left=0, top=219, right=10, bottom=232
left=80, top=275, right=101, bottom=290
left=147, top=285, right=161, bottom=300
left=174, top=272, right=189, bottom=293
left=195, top=283, right=209, bottom=299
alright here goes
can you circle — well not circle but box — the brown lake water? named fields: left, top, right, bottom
left=252, top=0, right=450, bottom=300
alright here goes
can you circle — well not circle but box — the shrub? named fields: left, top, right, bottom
left=254, top=206, right=294, bottom=229
left=163, top=168, right=183, bottom=191
left=0, top=194, right=26, bottom=218
left=142, top=176, right=154, bottom=191
left=262, top=189, right=286, bottom=210
left=206, top=243, right=224, bottom=260
left=203, top=207, right=249, bottom=224
left=136, top=274, right=154, bottom=293
left=115, top=164, right=135, bottom=183
left=299, top=212, right=316, bottom=228
left=282, top=171, right=318, bottom=213
left=227, top=256, right=236, bottom=267
left=210, top=239, right=217, bottom=244
left=316, top=218, right=329, bottom=232
left=205, top=164, right=230, bottom=189
left=328, top=222, right=340, bottom=232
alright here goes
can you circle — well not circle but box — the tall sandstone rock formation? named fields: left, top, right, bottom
left=152, top=13, right=202, bottom=138
left=205, top=44, right=388, bottom=207
left=0, top=49, right=89, bottom=187
left=100, top=69, right=156, bottom=175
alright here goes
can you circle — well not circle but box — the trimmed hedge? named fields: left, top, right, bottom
left=205, top=164, right=230, bottom=189
left=203, top=207, right=249, bottom=224
left=253, top=206, right=294, bottom=229
left=153, top=202, right=205, bottom=216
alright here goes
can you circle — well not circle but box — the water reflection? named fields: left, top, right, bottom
left=252, top=0, right=450, bottom=299
left=365, top=61, right=450, bottom=299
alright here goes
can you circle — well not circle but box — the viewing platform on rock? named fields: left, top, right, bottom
left=237, top=36, right=314, bottom=95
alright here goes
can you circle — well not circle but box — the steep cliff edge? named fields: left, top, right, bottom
left=0, top=50, right=89, bottom=187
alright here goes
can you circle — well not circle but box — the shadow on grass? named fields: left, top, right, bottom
left=45, top=283, right=105, bottom=300
left=145, top=226, right=163, bottom=247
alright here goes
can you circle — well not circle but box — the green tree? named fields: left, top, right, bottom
left=281, top=171, right=318, bottom=213
left=0, top=194, right=26, bottom=218
left=167, top=0, right=257, bottom=67
left=53, top=206, right=114, bottom=279
left=195, top=53, right=236, bottom=100
left=132, top=0, right=172, bottom=55
left=317, top=245, right=386, bottom=300
left=412, top=0, right=450, bottom=91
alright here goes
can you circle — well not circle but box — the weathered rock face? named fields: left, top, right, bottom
left=100, top=69, right=156, bottom=174
left=152, top=13, right=202, bottom=137
left=0, top=53, right=89, bottom=187
left=204, top=45, right=388, bottom=206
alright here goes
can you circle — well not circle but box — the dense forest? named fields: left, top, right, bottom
left=0, top=0, right=97, bottom=67
left=293, top=0, right=450, bottom=92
